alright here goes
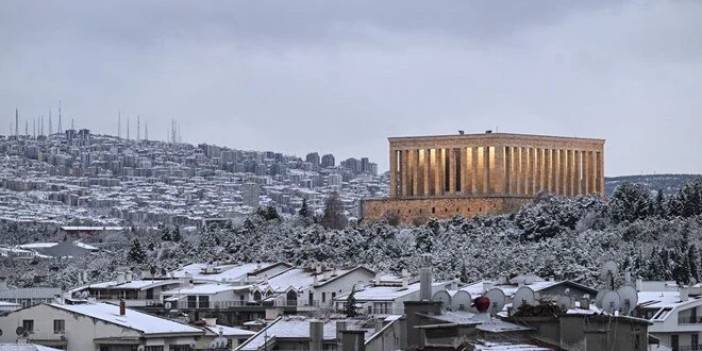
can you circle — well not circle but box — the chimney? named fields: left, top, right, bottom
left=681, top=287, right=690, bottom=302
left=419, top=254, right=432, bottom=301
left=119, top=300, right=126, bottom=316
left=125, top=271, right=133, bottom=282
left=401, top=276, right=408, bottom=288
left=341, top=330, right=365, bottom=351
left=116, top=271, right=126, bottom=284
left=635, top=278, right=643, bottom=291
left=336, top=321, right=347, bottom=346
left=204, top=318, right=217, bottom=327
left=309, top=319, right=324, bottom=351
left=580, top=294, right=590, bottom=310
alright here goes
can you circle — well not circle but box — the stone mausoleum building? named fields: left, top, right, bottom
left=363, top=131, right=605, bottom=222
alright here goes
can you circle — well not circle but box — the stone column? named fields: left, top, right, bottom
left=449, top=148, right=457, bottom=194
left=389, top=148, right=397, bottom=198
left=401, top=149, right=409, bottom=197
left=474, top=147, right=483, bottom=194
left=583, top=150, right=591, bottom=194
left=437, top=148, right=445, bottom=195
left=424, top=149, right=431, bottom=196
left=470, top=147, right=482, bottom=194
left=494, top=145, right=505, bottom=194
left=574, top=150, right=582, bottom=195
left=460, top=147, right=469, bottom=194
left=597, top=151, right=604, bottom=195
left=483, top=146, right=491, bottom=194
left=523, top=147, right=531, bottom=195
left=543, top=149, right=551, bottom=194
left=505, top=146, right=514, bottom=194
left=552, top=149, right=563, bottom=195
left=510, top=146, right=518, bottom=195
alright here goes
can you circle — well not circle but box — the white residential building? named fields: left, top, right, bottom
left=0, top=301, right=203, bottom=351
left=636, top=282, right=702, bottom=351
left=253, top=266, right=376, bottom=309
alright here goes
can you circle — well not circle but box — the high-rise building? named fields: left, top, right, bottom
left=321, top=154, right=335, bottom=168
left=241, top=182, right=260, bottom=208
left=305, top=152, right=320, bottom=169
left=361, top=157, right=370, bottom=173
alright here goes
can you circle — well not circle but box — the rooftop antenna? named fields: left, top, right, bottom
left=144, top=121, right=148, bottom=141
left=71, top=118, right=74, bottom=130
left=15, top=108, right=19, bottom=136
left=40, top=115, right=44, bottom=136
left=48, top=109, right=52, bottom=135
left=24, top=119, right=28, bottom=136
left=117, top=111, right=121, bottom=139
left=58, top=100, right=62, bottom=133
left=33, top=118, right=36, bottom=138
left=126, top=117, right=130, bottom=140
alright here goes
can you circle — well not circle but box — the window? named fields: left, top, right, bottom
left=145, top=346, right=164, bottom=351
left=199, top=296, right=210, bottom=308
left=693, top=334, right=699, bottom=350
left=53, top=319, right=65, bottom=334
left=322, top=292, right=326, bottom=303
left=146, top=288, right=154, bottom=300
left=170, top=345, right=192, bottom=351
left=187, top=295, right=197, bottom=308
left=22, top=320, right=33, bottom=333
left=331, top=292, right=336, bottom=301
left=671, top=334, right=679, bottom=351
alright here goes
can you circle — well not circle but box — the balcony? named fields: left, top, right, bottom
left=677, top=345, right=702, bottom=351
left=679, top=316, right=702, bottom=324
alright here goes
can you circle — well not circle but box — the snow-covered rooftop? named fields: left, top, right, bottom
left=162, top=283, right=251, bottom=296
left=170, top=262, right=279, bottom=283
left=336, top=281, right=452, bottom=301
left=49, top=302, right=202, bottom=335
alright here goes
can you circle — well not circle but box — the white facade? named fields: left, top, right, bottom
left=637, top=284, right=702, bottom=351
left=0, top=302, right=202, bottom=351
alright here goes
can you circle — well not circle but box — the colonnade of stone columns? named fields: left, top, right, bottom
left=389, top=145, right=604, bottom=198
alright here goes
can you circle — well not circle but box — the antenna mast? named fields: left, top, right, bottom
left=58, top=100, right=62, bottom=133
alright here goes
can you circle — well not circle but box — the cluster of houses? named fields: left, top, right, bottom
left=0, top=259, right=700, bottom=350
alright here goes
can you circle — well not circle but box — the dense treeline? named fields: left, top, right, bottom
left=4, top=179, right=702, bottom=290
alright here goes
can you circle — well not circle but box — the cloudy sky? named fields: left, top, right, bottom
left=1, top=1, right=701, bottom=176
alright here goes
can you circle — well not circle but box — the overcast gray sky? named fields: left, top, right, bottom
left=1, top=0, right=701, bottom=176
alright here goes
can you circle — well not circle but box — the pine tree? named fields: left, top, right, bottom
left=321, top=192, right=347, bottom=230
left=299, top=199, right=310, bottom=218
left=688, top=244, right=699, bottom=284
left=345, top=285, right=358, bottom=317
left=128, top=239, right=146, bottom=264
left=609, top=183, right=653, bottom=223
left=161, top=227, right=172, bottom=241
left=172, top=226, right=182, bottom=242
left=654, top=189, right=667, bottom=217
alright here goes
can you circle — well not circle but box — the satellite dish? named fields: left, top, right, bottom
left=557, top=295, right=573, bottom=312
left=601, top=291, right=621, bottom=314
left=599, top=261, right=619, bottom=289
left=617, top=285, right=638, bottom=315
left=484, top=288, right=506, bottom=315
left=451, top=291, right=472, bottom=312
left=15, top=326, right=25, bottom=337
left=210, top=336, right=228, bottom=348
left=512, top=286, right=536, bottom=312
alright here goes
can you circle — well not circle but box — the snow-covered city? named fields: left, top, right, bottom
left=1, top=1, right=701, bottom=351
